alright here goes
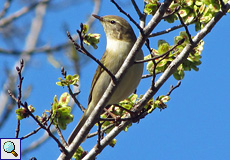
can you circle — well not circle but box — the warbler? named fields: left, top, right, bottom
left=68, top=15, right=144, bottom=144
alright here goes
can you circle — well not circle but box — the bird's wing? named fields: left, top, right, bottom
left=88, top=52, right=107, bottom=105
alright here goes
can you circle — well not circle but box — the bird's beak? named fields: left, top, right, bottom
left=92, top=14, right=103, bottom=21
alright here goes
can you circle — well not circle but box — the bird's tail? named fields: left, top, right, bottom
left=67, top=103, right=93, bottom=144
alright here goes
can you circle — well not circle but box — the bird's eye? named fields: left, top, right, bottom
left=110, top=20, right=116, bottom=24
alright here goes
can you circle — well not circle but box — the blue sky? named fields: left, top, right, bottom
left=0, top=1, right=230, bottom=160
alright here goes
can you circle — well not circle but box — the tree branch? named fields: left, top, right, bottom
left=0, top=0, right=48, bottom=127
left=110, top=0, right=144, bottom=33
left=0, top=0, right=12, bottom=19
left=67, top=29, right=117, bottom=83
left=83, top=1, right=230, bottom=159
left=58, top=0, right=173, bottom=159
left=0, top=0, right=50, bottom=28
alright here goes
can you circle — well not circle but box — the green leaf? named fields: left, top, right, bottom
left=56, top=74, right=79, bottom=86
left=109, top=139, right=117, bottom=147
left=73, top=146, right=84, bottom=160
left=59, top=92, right=70, bottom=106
left=51, top=93, right=74, bottom=130
left=82, top=24, right=88, bottom=35
left=83, top=33, right=100, bottom=49
left=144, top=3, right=158, bottom=15
left=173, top=65, right=185, bottom=80
left=81, top=24, right=100, bottom=49
left=178, top=8, right=190, bottom=18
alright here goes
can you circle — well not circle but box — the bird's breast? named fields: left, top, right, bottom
left=105, top=38, right=134, bottom=73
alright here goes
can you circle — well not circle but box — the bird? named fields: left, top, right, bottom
left=68, top=15, right=144, bottom=144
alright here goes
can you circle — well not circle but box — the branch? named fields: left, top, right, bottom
left=149, top=21, right=195, bottom=38
left=67, top=30, right=117, bottom=83
left=83, top=1, right=230, bottom=159
left=21, top=110, right=52, bottom=140
left=135, top=38, right=185, bottom=64
left=0, top=0, right=48, bottom=126
left=21, top=127, right=42, bottom=140
left=60, top=67, right=85, bottom=112
left=166, top=81, right=181, bottom=96
left=9, top=89, right=68, bottom=154
left=131, top=0, right=142, bottom=18
left=15, top=59, right=24, bottom=138
left=87, top=124, right=114, bottom=139
left=177, top=13, right=194, bottom=45
left=0, top=0, right=12, bottom=19
left=110, top=0, right=144, bottom=33
left=57, top=0, right=173, bottom=159
left=0, top=0, right=50, bottom=28
left=0, top=0, right=101, bottom=56
left=55, top=126, right=68, bottom=148
left=21, top=127, right=56, bottom=155
left=8, top=61, right=68, bottom=154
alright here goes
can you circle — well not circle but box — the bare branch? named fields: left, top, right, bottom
left=110, top=0, right=144, bottom=33
left=0, top=0, right=48, bottom=125
left=67, top=30, right=117, bottom=83
left=135, top=38, right=185, bottom=64
left=21, top=127, right=56, bottom=155
left=15, top=59, right=24, bottom=138
left=0, top=0, right=49, bottom=28
left=177, top=13, right=194, bottom=45
left=166, top=81, right=181, bottom=96
left=0, top=0, right=13, bottom=19
left=131, top=0, right=142, bottom=18
left=87, top=124, right=114, bottom=139
left=8, top=61, right=68, bottom=155
left=149, top=13, right=199, bottom=38
left=21, top=127, right=42, bottom=140
left=55, top=126, right=68, bottom=148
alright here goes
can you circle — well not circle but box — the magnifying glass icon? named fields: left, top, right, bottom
left=3, top=141, right=18, bottom=157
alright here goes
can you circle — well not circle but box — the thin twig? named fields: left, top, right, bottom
left=15, top=59, right=24, bottom=138
left=21, top=127, right=42, bottom=140
left=0, top=0, right=50, bottom=28
left=96, top=122, right=102, bottom=149
left=145, top=38, right=152, bottom=54
left=166, top=81, right=181, bottom=96
left=56, top=126, right=68, bottom=148
left=149, top=24, right=185, bottom=37
left=150, top=60, right=157, bottom=89
left=8, top=63, right=68, bottom=154
left=21, top=110, right=52, bottom=140
left=0, top=0, right=12, bottom=19
left=142, top=74, right=153, bottom=79
left=110, top=0, right=144, bottom=34
left=162, top=6, right=180, bottom=19
left=21, top=127, right=56, bottom=155
left=135, top=38, right=185, bottom=63
left=60, top=67, right=85, bottom=112
left=131, top=0, right=142, bottom=17
left=87, top=124, right=114, bottom=138
left=177, top=13, right=194, bottom=45
left=67, top=30, right=117, bottom=83
left=149, top=19, right=197, bottom=37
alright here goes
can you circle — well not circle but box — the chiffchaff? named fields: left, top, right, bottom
left=68, top=15, right=144, bottom=144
